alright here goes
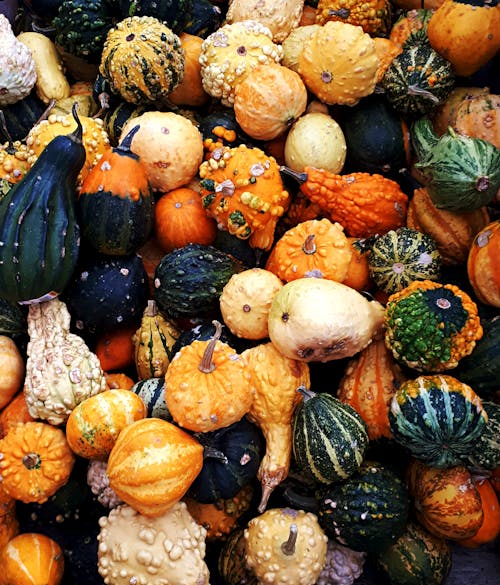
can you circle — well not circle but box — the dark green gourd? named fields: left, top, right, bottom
left=0, top=105, right=85, bottom=304
left=118, top=0, right=194, bottom=34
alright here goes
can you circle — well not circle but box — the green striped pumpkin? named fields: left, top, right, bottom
left=368, top=227, right=441, bottom=296
left=131, top=377, right=172, bottom=421
left=316, top=461, right=410, bottom=553
left=465, top=400, right=500, bottom=471
left=389, top=375, right=488, bottom=468
left=291, top=387, right=369, bottom=484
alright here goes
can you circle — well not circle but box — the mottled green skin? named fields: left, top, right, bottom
left=466, top=401, right=500, bottom=470
left=316, top=461, right=410, bottom=553
left=385, top=287, right=468, bottom=371
left=119, top=0, right=194, bottom=34
left=0, top=298, right=26, bottom=338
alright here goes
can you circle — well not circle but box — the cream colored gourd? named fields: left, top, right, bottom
left=0, top=336, right=25, bottom=410
left=17, top=32, right=71, bottom=104
left=97, top=502, right=210, bottom=585
left=24, top=298, right=107, bottom=425
left=268, top=278, right=385, bottom=362
left=244, top=507, right=328, bottom=585
left=281, top=24, right=321, bottom=73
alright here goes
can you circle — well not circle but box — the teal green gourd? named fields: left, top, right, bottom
left=465, top=400, right=500, bottom=471
left=389, top=374, right=488, bottom=468
left=0, top=106, right=85, bottom=304
left=118, top=0, right=194, bottom=33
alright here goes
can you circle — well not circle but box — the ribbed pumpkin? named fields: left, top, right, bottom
left=106, top=417, right=203, bottom=516
left=467, top=220, right=500, bottom=307
left=389, top=375, right=488, bottom=468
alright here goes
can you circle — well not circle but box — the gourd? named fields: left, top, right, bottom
left=106, top=418, right=204, bottom=517
left=0, top=91, right=46, bottom=143
left=99, top=16, right=185, bottom=106
left=65, top=389, right=147, bottom=459
left=97, top=502, right=210, bottom=585
left=411, top=118, right=500, bottom=211
left=297, top=21, right=379, bottom=106
left=0, top=106, right=85, bottom=304
left=218, top=527, right=259, bottom=585
left=0, top=393, right=34, bottom=439
left=281, top=24, right=321, bottom=73
left=168, top=33, right=210, bottom=107
left=467, top=220, right=500, bottom=307
left=0, top=532, right=65, bottom=585
left=427, top=0, right=500, bottom=78
left=171, top=319, right=239, bottom=356
left=316, top=461, right=410, bottom=553
left=389, top=8, right=434, bottom=48
left=316, top=0, right=392, bottom=36
left=367, top=227, right=441, bottom=295
left=384, top=280, right=483, bottom=372
left=453, top=92, right=500, bottom=148
left=0, top=336, right=24, bottom=410
left=337, top=337, right=406, bottom=441
left=131, top=377, right=172, bottom=420
left=102, top=101, right=149, bottom=146
left=241, top=341, right=311, bottom=512
left=458, top=478, right=500, bottom=548
left=431, top=86, right=491, bottom=136
left=406, top=459, right=484, bottom=540
left=315, top=540, right=366, bottom=585
left=244, top=507, right=328, bottom=585
left=164, top=321, right=254, bottom=433
left=0, top=421, right=75, bottom=504
left=24, top=297, right=107, bottom=425
left=389, top=374, right=488, bottom=468
left=184, top=0, right=223, bottom=38
left=199, top=144, right=290, bottom=251
left=465, top=401, right=500, bottom=470
left=219, top=268, right=284, bottom=340
left=86, top=459, right=123, bottom=509
left=118, top=0, right=194, bottom=34
left=0, top=484, right=18, bottom=551
left=280, top=165, right=408, bottom=239
left=199, top=20, right=283, bottom=106
left=292, top=387, right=369, bottom=484
left=267, top=278, right=385, bottom=362
left=0, top=14, right=36, bottom=106
left=95, top=324, right=137, bottom=372
left=16, top=32, right=71, bottom=104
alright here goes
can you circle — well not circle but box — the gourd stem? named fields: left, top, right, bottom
left=115, top=125, right=141, bottom=158
left=279, top=166, right=308, bottom=185
left=145, top=299, right=158, bottom=317
left=22, top=453, right=41, bottom=470
left=198, top=320, right=222, bottom=373
left=475, top=176, right=490, bottom=192
left=407, top=85, right=440, bottom=104
left=281, top=524, right=298, bottom=556
left=296, top=385, right=315, bottom=401
left=302, top=235, right=317, bottom=255
left=69, top=103, right=83, bottom=145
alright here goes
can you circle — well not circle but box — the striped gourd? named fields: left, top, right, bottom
left=466, top=401, right=500, bottom=471
left=131, top=377, right=172, bottom=421
left=389, top=374, right=488, bottom=468
left=316, top=461, right=410, bottom=553
left=291, top=387, right=369, bottom=484
left=0, top=298, right=26, bottom=339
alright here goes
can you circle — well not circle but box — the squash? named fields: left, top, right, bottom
left=95, top=324, right=137, bottom=372
left=0, top=392, right=34, bottom=439
left=389, top=8, right=434, bottom=48
left=0, top=421, right=75, bottom=504
left=292, top=387, right=369, bottom=484
left=268, top=278, right=385, bottom=362
left=384, top=280, right=483, bottom=372
left=315, top=541, right=366, bottom=585
left=316, top=461, right=410, bottom=553
left=131, top=377, right=172, bottom=421
left=431, top=85, right=491, bottom=136
left=280, top=165, right=408, bottom=239
left=427, top=0, right=500, bottom=78
left=117, top=0, right=194, bottom=34
left=241, top=341, right=310, bottom=512
left=453, top=92, right=500, bottom=149
left=106, top=418, right=204, bottom=517
left=0, top=336, right=24, bottom=410
left=168, top=32, right=210, bottom=107
left=316, top=0, right=392, bottom=36
left=0, top=91, right=46, bottom=143
left=0, top=532, right=64, bottom=585
left=467, top=220, right=500, bottom=307
left=165, top=321, right=254, bottom=433
left=102, top=101, right=149, bottom=147
left=0, top=141, right=32, bottom=186
left=0, top=484, right=18, bottom=551
left=389, top=374, right=488, bottom=468
left=218, top=527, right=259, bottom=585
left=465, top=401, right=500, bottom=470
left=184, top=0, right=223, bottom=38
left=65, top=389, right=147, bottom=459
left=281, top=24, right=321, bottom=73
left=458, top=478, right=500, bottom=548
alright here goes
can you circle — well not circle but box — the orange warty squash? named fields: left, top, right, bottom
left=458, top=478, right=500, bottom=548
left=0, top=335, right=25, bottom=410
left=467, top=220, right=500, bottom=307
left=454, top=93, right=500, bottom=149
left=431, top=86, right=491, bottom=136
left=316, top=0, right=393, bottom=37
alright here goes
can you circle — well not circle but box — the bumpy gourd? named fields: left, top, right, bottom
left=24, top=297, right=107, bottom=425
left=97, top=502, right=210, bottom=585
left=316, top=0, right=393, bottom=36
left=315, top=540, right=366, bottom=585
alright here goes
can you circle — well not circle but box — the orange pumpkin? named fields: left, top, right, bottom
left=454, top=93, right=500, bottom=149
left=0, top=532, right=64, bottom=585
left=467, top=220, right=500, bottom=307
left=342, top=237, right=373, bottom=291
left=154, top=187, right=217, bottom=253
left=431, top=86, right=490, bottom=136
left=0, top=392, right=34, bottom=439
left=458, top=478, right=500, bottom=548
left=95, top=324, right=137, bottom=372
left=104, top=372, right=136, bottom=390
left=0, top=335, right=25, bottom=410
left=169, top=33, right=210, bottom=107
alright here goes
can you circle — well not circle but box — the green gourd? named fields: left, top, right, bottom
left=0, top=105, right=85, bottom=303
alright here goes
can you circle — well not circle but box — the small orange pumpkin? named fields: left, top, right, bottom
left=95, top=324, right=137, bottom=372
left=467, top=220, right=500, bottom=307
left=169, top=33, right=210, bottom=107
left=104, top=372, right=136, bottom=390
left=458, top=478, right=500, bottom=548
left=0, top=392, right=34, bottom=439
left=0, top=335, right=25, bottom=410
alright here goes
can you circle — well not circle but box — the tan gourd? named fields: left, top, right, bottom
left=0, top=336, right=25, bottom=410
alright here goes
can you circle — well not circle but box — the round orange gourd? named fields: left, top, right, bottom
left=342, top=237, right=373, bottom=291
left=65, top=389, right=147, bottom=459
left=0, top=532, right=64, bottom=585
left=453, top=93, right=500, bottom=149
left=0, top=421, right=75, bottom=504
left=106, top=417, right=203, bottom=517
left=459, top=478, right=500, bottom=548
left=233, top=63, right=308, bottom=142
left=0, top=392, right=34, bottom=439
left=467, top=220, right=500, bottom=307
left=169, top=33, right=210, bottom=107
left=0, top=335, right=25, bottom=410
left=95, top=324, right=137, bottom=372
left=431, top=86, right=490, bottom=136
left=0, top=485, right=19, bottom=551
left=104, top=372, right=136, bottom=390
left=154, top=187, right=217, bottom=253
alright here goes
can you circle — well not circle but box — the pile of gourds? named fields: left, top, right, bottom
left=0, top=0, right=499, bottom=584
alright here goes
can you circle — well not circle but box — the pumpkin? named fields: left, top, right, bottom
left=337, top=337, right=406, bottom=441
left=0, top=421, right=75, bottom=504
left=284, top=112, right=347, bottom=174
left=406, top=459, right=484, bottom=540
left=384, top=280, right=483, bottom=372
left=0, top=335, right=25, bottom=410
left=280, top=165, right=408, bottom=239
left=106, top=418, right=204, bottom=517
left=165, top=320, right=254, bottom=433
left=241, top=341, right=310, bottom=512
left=0, top=392, right=34, bottom=439
left=0, top=532, right=64, bottom=585
left=427, top=0, right=500, bottom=78
left=104, top=372, right=136, bottom=390
left=65, top=389, right=147, bottom=459
left=458, top=478, right=500, bottom=548
left=389, top=374, right=488, bottom=468
left=265, top=218, right=353, bottom=284
left=453, top=92, right=500, bottom=149
left=467, top=220, right=500, bottom=307
left=297, top=21, right=379, bottom=106
left=219, top=268, right=284, bottom=340
left=315, top=0, right=392, bottom=36
left=244, top=507, right=328, bottom=585
left=199, top=144, right=290, bottom=251
left=431, top=86, right=491, bottom=136
left=169, top=33, right=210, bottom=107
left=154, top=186, right=217, bottom=253
left=233, top=63, right=308, bottom=142
left=95, top=324, right=137, bottom=373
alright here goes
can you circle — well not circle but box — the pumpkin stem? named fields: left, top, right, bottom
left=296, top=385, right=314, bottom=401
left=22, top=452, right=41, bottom=470
left=407, top=85, right=440, bottom=104
left=281, top=524, right=298, bottom=556
left=279, top=165, right=308, bottom=186
left=198, top=320, right=222, bottom=374
left=115, top=124, right=140, bottom=158
left=145, top=299, right=158, bottom=317
left=302, top=234, right=317, bottom=255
